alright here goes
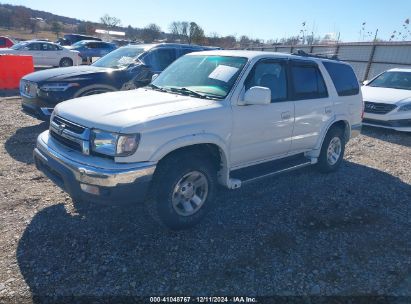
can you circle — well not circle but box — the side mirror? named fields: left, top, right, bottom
left=151, top=74, right=159, bottom=82
left=243, top=86, right=271, bottom=105
left=362, top=80, right=370, bottom=86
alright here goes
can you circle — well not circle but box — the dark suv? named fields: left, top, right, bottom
left=20, top=43, right=207, bottom=120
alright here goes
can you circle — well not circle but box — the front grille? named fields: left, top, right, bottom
left=52, top=116, right=85, bottom=134
left=50, top=130, right=83, bottom=152
left=49, top=116, right=89, bottom=154
left=364, top=101, right=397, bottom=115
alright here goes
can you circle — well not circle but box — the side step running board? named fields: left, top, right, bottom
left=241, top=161, right=311, bottom=185
left=229, top=153, right=312, bottom=187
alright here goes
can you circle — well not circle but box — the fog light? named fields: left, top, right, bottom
left=80, top=184, right=100, bottom=195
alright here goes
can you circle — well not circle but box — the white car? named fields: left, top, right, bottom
left=362, top=68, right=411, bottom=132
left=33, top=50, right=363, bottom=229
left=0, top=40, right=82, bottom=67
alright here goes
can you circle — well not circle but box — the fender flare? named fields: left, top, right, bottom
left=73, top=84, right=117, bottom=98
left=306, top=115, right=351, bottom=159
left=149, top=133, right=231, bottom=187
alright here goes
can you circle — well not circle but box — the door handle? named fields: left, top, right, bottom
left=325, top=106, right=332, bottom=114
left=281, top=111, right=291, bottom=120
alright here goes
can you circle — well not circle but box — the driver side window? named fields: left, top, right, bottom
left=245, top=60, right=288, bottom=102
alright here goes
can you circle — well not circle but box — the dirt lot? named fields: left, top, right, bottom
left=0, top=97, right=410, bottom=302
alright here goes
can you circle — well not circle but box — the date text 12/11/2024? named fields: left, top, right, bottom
left=149, top=296, right=258, bottom=303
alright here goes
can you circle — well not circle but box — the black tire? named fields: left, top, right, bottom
left=59, top=57, right=73, bottom=67
left=152, top=151, right=217, bottom=230
left=317, top=126, right=345, bottom=173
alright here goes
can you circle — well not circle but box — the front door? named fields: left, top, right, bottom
left=230, top=59, right=295, bottom=167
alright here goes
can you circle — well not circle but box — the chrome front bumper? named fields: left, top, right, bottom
left=34, top=131, right=156, bottom=202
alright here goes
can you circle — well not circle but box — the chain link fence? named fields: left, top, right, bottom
left=246, top=42, right=411, bottom=81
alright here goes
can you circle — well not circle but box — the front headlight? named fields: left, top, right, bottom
left=398, top=103, right=411, bottom=112
left=40, top=82, right=80, bottom=92
left=91, top=129, right=140, bottom=157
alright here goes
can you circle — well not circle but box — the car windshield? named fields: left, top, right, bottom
left=151, top=55, right=248, bottom=99
left=368, top=71, right=411, bottom=90
left=71, top=41, right=87, bottom=48
left=92, top=47, right=146, bottom=69
left=10, top=42, right=27, bottom=50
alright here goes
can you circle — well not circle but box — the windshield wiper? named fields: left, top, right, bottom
left=168, top=87, right=212, bottom=99
left=148, top=83, right=169, bottom=93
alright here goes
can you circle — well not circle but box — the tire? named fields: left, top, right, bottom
left=152, top=152, right=217, bottom=230
left=59, top=57, right=73, bottom=67
left=317, top=126, right=345, bottom=173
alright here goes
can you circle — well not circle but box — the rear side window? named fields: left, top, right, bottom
left=291, top=63, right=328, bottom=100
left=144, top=48, right=177, bottom=71
left=323, top=62, right=359, bottom=96
left=0, top=38, right=5, bottom=47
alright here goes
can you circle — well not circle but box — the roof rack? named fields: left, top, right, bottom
left=292, top=49, right=339, bottom=61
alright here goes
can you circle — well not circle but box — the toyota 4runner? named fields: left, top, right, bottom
left=34, top=50, right=363, bottom=229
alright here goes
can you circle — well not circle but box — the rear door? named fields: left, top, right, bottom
left=289, top=60, right=333, bottom=151
left=41, top=43, right=60, bottom=66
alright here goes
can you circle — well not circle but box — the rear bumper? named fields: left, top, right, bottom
left=350, top=123, right=362, bottom=138
left=34, top=131, right=156, bottom=203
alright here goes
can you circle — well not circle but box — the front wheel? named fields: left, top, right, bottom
left=153, top=153, right=217, bottom=230
left=317, top=127, right=345, bottom=173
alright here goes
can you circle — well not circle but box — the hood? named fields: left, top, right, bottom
left=55, top=88, right=218, bottom=132
left=22, top=66, right=111, bottom=82
left=361, top=86, right=411, bottom=104
left=0, top=49, right=16, bottom=54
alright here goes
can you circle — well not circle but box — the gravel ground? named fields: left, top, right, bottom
left=0, top=97, right=410, bottom=303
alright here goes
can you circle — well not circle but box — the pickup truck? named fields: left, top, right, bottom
left=34, top=50, right=363, bottom=230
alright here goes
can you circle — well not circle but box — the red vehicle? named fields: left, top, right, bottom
left=0, top=36, right=15, bottom=48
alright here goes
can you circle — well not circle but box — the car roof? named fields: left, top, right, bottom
left=388, top=68, right=411, bottom=72
left=122, top=43, right=206, bottom=51
left=186, top=49, right=349, bottom=65
left=76, top=40, right=112, bottom=44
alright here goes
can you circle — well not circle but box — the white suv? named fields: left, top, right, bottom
left=34, top=50, right=363, bottom=229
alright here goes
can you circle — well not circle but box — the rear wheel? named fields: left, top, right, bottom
left=317, top=126, right=345, bottom=173
left=152, top=152, right=217, bottom=230
left=59, top=57, right=73, bottom=67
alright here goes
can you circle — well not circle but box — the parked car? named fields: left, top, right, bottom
left=20, top=43, right=207, bottom=120
left=66, top=40, right=117, bottom=62
left=33, top=50, right=362, bottom=229
left=62, top=34, right=102, bottom=46
left=0, top=36, right=15, bottom=48
left=0, top=40, right=81, bottom=67
left=362, top=68, right=411, bottom=132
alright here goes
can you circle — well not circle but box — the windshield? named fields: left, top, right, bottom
left=92, top=47, right=145, bottom=69
left=71, top=41, right=87, bottom=48
left=369, top=71, right=411, bottom=90
left=11, top=42, right=27, bottom=50
left=152, top=55, right=248, bottom=99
